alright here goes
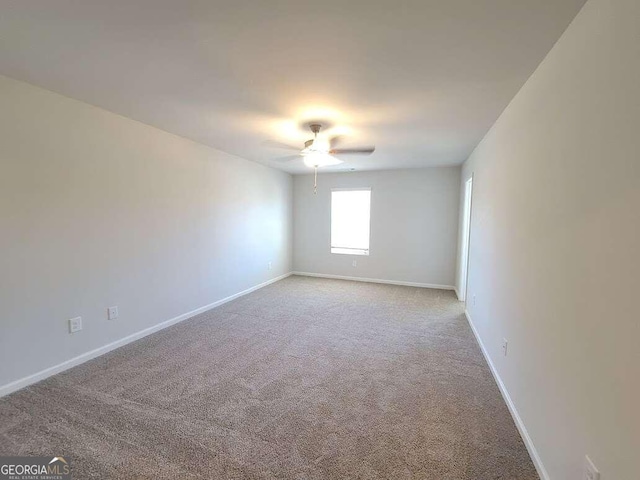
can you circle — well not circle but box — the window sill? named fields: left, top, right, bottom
left=331, top=248, right=369, bottom=256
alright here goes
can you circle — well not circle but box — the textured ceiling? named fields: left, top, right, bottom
left=0, top=0, right=585, bottom=173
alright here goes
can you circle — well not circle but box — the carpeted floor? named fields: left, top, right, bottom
left=0, top=276, right=538, bottom=479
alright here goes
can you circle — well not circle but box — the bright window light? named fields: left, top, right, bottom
left=331, top=189, right=371, bottom=255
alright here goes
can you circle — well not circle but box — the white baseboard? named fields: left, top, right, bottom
left=454, top=287, right=461, bottom=300
left=0, top=272, right=292, bottom=398
left=292, top=271, right=455, bottom=291
left=464, top=309, right=549, bottom=480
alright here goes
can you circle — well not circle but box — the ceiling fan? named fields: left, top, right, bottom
left=266, top=123, right=375, bottom=193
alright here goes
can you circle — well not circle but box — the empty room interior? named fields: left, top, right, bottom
left=1, top=0, right=638, bottom=479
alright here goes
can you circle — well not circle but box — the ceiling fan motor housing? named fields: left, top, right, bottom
left=309, top=123, right=322, bottom=134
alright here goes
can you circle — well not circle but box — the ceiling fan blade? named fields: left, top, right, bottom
left=262, top=140, right=300, bottom=151
left=329, top=146, right=376, bottom=155
left=271, top=154, right=301, bottom=163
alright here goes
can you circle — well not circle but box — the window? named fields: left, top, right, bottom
left=331, top=188, right=371, bottom=255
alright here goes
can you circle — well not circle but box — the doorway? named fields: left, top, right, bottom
left=459, top=176, right=473, bottom=302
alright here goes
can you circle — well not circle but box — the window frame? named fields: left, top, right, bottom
left=330, top=187, right=372, bottom=256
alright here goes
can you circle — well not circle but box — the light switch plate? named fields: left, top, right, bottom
left=69, top=316, right=82, bottom=333
left=107, top=306, right=119, bottom=320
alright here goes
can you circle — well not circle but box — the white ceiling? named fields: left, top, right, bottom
left=0, top=0, right=585, bottom=174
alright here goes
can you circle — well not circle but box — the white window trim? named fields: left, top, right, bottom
left=330, top=187, right=372, bottom=256
left=330, top=246, right=369, bottom=256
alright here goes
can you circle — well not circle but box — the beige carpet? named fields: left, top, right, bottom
left=0, top=276, right=538, bottom=479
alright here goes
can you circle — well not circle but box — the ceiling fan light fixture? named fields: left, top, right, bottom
left=301, top=138, right=329, bottom=156
left=302, top=152, right=342, bottom=168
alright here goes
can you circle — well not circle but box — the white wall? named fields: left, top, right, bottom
left=0, top=75, right=292, bottom=390
left=456, top=0, right=640, bottom=478
left=294, top=168, right=460, bottom=287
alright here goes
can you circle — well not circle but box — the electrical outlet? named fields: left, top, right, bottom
left=69, top=316, right=82, bottom=333
left=268, top=261, right=272, bottom=270
left=584, top=455, right=600, bottom=480
left=502, top=338, right=508, bottom=357
left=107, top=306, right=119, bottom=320
left=352, top=260, right=357, bottom=267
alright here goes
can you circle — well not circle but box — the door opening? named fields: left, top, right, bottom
left=459, top=176, right=473, bottom=303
